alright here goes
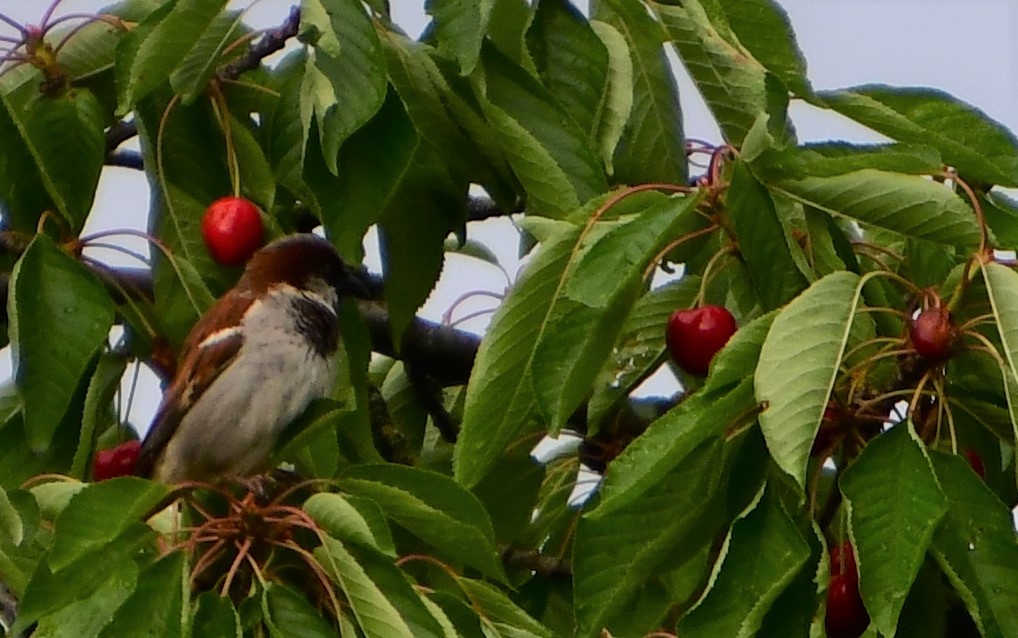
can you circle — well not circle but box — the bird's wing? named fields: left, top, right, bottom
left=135, top=293, right=251, bottom=478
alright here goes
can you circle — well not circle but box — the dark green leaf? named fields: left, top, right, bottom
left=596, top=0, right=685, bottom=184
left=300, top=0, right=386, bottom=174
left=9, top=235, right=115, bottom=451
left=49, top=478, right=169, bottom=571
left=819, top=85, right=1018, bottom=186
left=840, top=422, right=948, bottom=635
left=929, top=451, right=1018, bottom=638
left=679, top=487, right=811, bottom=637
left=593, top=378, right=755, bottom=518
left=770, top=169, right=982, bottom=249
left=656, top=1, right=784, bottom=146
left=98, top=552, right=186, bottom=638
left=262, top=583, right=335, bottom=638
left=424, top=0, right=496, bottom=75
left=193, top=591, right=241, bottom=638
left=533, top=193, right=703, bottom=432
left=169, top=10, right=245, bottom=104
left=726, top=161, right=807, bottom=308
left=475, top=44, right=607, bottom=217
left=338, top=464, right=505, bottom=581
left=575, top=438, right=726, bottom=636
left=715, top=0, right=811, bottom=95
left=115, top=0, right=229, bottom=110
left=0, top=82, right=105, bottom=232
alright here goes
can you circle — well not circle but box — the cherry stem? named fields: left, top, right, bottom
left=217, top=76, right=281, bottom=97
left=219, top=537, right=252, bottom=596
left=80, top=240, right=151, bottom=266
left=956, top=313, right=997, bottom=333
left=694, top=244, right=736, bottom=307
left=448, top=308, right=497, bottom=329
left=80, top=255, right=159, bottom=339
left=154, top=94, right=210, bottom=318
left=932, top=375, right=958, bottom=452
left=442, top=290, right=504, bottom=326
left=209, top=81, right=241, bottom=197
left=0, top=13, right=27, bottom=36
left=946, top=169, right=989, bottom=254
left=643, top=223, right=719, bottom=280
left=53, top=14, right=125, bottom=54
left=852, top=241, right=906, bottom=265
left=221, top=28, right=263, bottom=58
left=40, top=0, right=68, bottom=30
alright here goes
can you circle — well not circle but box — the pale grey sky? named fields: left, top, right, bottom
left=2, top=0, right=1016, bottom=431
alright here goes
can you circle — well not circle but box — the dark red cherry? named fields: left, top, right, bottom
left=665, top=305, right=737, bottom=376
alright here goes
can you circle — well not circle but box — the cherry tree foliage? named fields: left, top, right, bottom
left=0, top=0, right=1017, bottom=636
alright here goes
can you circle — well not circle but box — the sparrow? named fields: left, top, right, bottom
left=136, top=234, right=369, bottom=483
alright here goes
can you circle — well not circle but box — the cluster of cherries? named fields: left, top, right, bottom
left=92, top=197, right=264, bottom=481
left=663, top=301, right=984, bottom=636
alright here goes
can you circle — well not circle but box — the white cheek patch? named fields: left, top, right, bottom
left=198, top=326, right=243, bottom=350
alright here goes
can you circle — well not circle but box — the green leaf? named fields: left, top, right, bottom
left=596, top=0, right=685, bottom=185
left=262, top=583, right=336, bottom=638
left=587, top=276, right=701, bottom=429
left=979, top=260, right=1018, bottom=485
left=840, top=422, right=948, bottom=635
left=458, top=578, right=556, bottom=638
left=754, top=271, right=861, bottom=488
left=337, top=464, right=505, bottom=581
left=98, top=552, right=185, bottom=638
left=929, top=451, right=1018, bottom=638
left=715, top=0, right=811, bottom=95
left=304, top=492, right=395, bottom=556
left=315, top=536, right=415, bottom=638
left=16, top=523, right=154, bottom=635
left=588, top=21, right=633, bottom=175
left=533, top=193, right=704, bottom=432
left=424, top=0, right=496, bottom=75
left=133, top=92, right=223, bottom=346
left=347, top=545, right=452, bottom=638
left=0, top=486, right=22, bottom=547
left=527, top=0, right=610, bottom=143
left=115, top=0, right=229, bottom=110
left=9, top=235, right=114, bottom=452
left=376, top=145, right=464, bottom=343
left=0, top=82, right=105, bottom=232
left=770, top=169, right=982, bottom=248
left=454, top=223, right=579, bottom=488
left=48, top=478, right=168, bottom=572
left=575, top=438, right=726, bottom=636
left=194, top=591, right=242, bottom=638
left=73, top=354, right=127, bottom=480
left=703, top=310, right=777, bottom=394
left=380, top=33, right=514, bottom=197
left=726, top=161, right=807, bottom=309
left=475, top=44, right=607, bottom=217
left=656, top=1, right=783, bottom=146
left=752, top=142, right=944, bottom=179
left=818, top=85, right=1018, bottom=186
left=679, top=487, right=811, bottom=638
left=299, top=0, right=387, bottom=174
left=169, top=10, right=245, bottom=104
left=32, top=558, right=137, bottom=638
left=592, top=378, right=756, bottom=519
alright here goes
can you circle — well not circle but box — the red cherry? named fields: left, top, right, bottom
left=827, top=542, right=869, bottom=638
left=665, top=305, right=737, bottom=376
left=201, top=196, right=264, bottom=266
left=93, top=440, right=142, bottom=481
left=964, top=449, right=986, bottom=480
left=909, top=306, right=956, bottom=361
